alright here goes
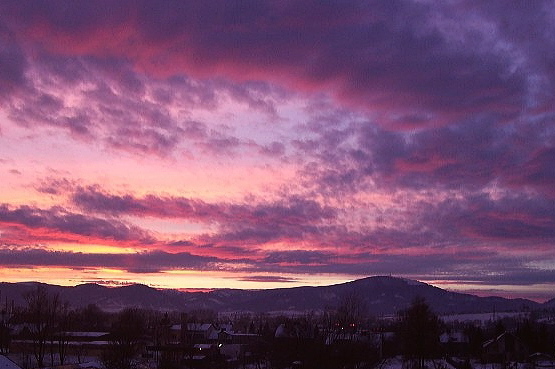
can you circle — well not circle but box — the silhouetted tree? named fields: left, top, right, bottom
left=74, top=303, right=109, bottom=331
left=0, top=305, right=10, bottom=354
left=516, top=319, right=552, bottom=354
left=464, top=323, right=485, bottom=358
left=398, top=298, right=441, bottom=369
left=102, top=308, right=146, bottom=369
left=336, top=291, right=367, bottom=336
left=23, top=285, right=62, bottom=367
left=323, top=291, right=368, bottom=346
left=55, top=302, right=72, bottom=365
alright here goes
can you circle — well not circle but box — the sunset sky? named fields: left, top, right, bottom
left=1, top=0, right=554, bottom=302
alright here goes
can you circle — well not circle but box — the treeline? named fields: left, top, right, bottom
left=1, top=285, right=555, bottom=369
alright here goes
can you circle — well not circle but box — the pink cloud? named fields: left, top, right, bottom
left=0, top=203, right=153, bottom=246
left=2, top=0, right=545, bottom=125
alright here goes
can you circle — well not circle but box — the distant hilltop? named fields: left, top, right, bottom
left=1, top=276, right=552, bottom=316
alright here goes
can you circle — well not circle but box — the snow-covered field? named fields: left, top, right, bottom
left=376, top=356, right=458, bottom=369
left=441, top=312, right=530, bottom=324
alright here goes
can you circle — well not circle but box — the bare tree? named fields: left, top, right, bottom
left=56, top=302, right=72, bottom=365
left=0, top=300, right=11, bottom=354
left=102, top=308, right=146, bottom=369
left=23, top=285, right=59, bottom=367
left=336, top=291, right=367, bottom=335
left=324, top=290, right=368, bottom=344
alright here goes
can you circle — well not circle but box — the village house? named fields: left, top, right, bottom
left=440, top=330, right=470, bottom=356
left=482, top=332, right=528, bottom=363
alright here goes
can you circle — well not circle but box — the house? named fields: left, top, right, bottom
left=168, top=324, right=182, bottom=344
left=482, top=332, right=528, bottom=363
left=440, top=330, right=470, bottom=355
left=218, top=331, right=260, bottom=345
left=182, top=323, right=216, bottom=344
left=183, top=343, right=223, bottom=369
left=528, top=353, right=555, bottom=369
left=166, top=323, right=217, bottom=345
left=62, top=331, right=111, bottom=359
left=217, top=331, right=261, bottom=359
left=9, top=330, right=111, bottom=360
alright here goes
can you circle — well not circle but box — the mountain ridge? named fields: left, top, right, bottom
left=0, top=276, right=551, bottom=315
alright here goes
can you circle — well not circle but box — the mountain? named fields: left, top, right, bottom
left=0, top=276, right=548, bottom=315
left=543, top=297, right=555, bottom=308
left=201, top=276, right=541, bottom=315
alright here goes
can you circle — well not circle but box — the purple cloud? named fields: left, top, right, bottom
left=0, top=248, right=219, bottom=273
left=0, top=204, right=153, bottom=243
left=264, top=250, right=332, bottom=265
left=295, top=112, right=555, bottom=201
left=72, top=186, right=336, bottom=224
left=70, top=186, right=340, bottom=248
left=0, top=23, right=27, bottom=96
left=36, top=177, right=78, bottom=195
left=0, top=0, right=554, bottom=297
left=239, top=275, right=299, bottom=283
left=416, top=193, right=555, bottom=241
left=1, top=0, right=549, bottom=122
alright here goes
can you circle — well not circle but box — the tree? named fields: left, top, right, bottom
left=398, top=298, right=441, bottom=369
left=55, top=302, right=72, bottom=365
left=102, top=308, right=146, bottom=369
left=323, top=291, right=368, bottom=345
left=0, top=304, right=11, bottom=354
left=23, top=285, right=63, bottom=367
left=335, top=291, right=367, bottom=336
left=74, top=303, right=109, bottom=331
left=321, top=292, right=376, bottom=369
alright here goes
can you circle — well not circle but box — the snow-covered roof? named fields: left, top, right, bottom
left=222, top=332, right=258, bottom=337
left=274, top=323, right=287, bottom=338
left=193, top=343, right=214, bottom=350
left=186, top=323, right=213, bottom=331
left=219, top=323, right=233, bottom=331
left=62, top=332, right=109, bottom=337
left=77, top=361, right=103, bottom=369
left=440, top=331, right=468, bottom=343
left=0, top=355, right=22, bottom=369
left=208, top=330, right=220, bottom=340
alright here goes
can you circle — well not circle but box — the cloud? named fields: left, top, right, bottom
left=0, top=22, right=27, bottom=96
left=294, top=111, right=555, bottom=201
left=0, top=0, right=554, bottom=295
left=0, top=204, right=153, bottom=244
left=2, top=0, right=550, bottom=124
left=3, top=54, right=284, bottom=158
left=431, top=269, right=555, bottom=287
left=264, top=250, right=332, bottom=265
left=72, top=185, right=336, bottom=230
left=0, top=247, right=219, bottom=273
left=238, top=275, right=299, bottom=283
left=413, top=192, right=555, bottom=243
left=258, top=141, right=286, bottom=157
left=36, top=177, right=78, bottom=195
left=69, top=185, right=341, bottom=247
left=68, top=179, right=555, bottom=258
left=4, top=57, right=186, bottom=155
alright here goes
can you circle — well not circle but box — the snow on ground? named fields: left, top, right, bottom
left=377, top=356, right=458, bottom=369
left=441, top=312, right=530, bottom=324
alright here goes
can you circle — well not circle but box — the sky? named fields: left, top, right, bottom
left=0, top=0, right=554, bottom=302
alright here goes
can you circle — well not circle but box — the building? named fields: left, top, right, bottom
left=482, top=332, right=528, bottom=363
